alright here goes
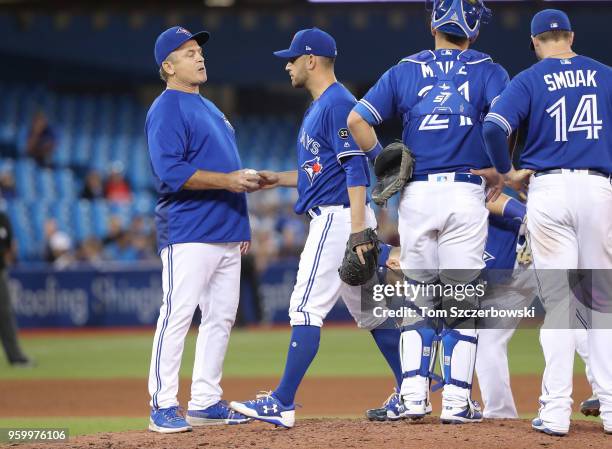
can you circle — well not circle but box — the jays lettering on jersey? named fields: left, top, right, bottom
left=294, top=82, right=370, bottom=215
left=145, top=90, right=250, bottom=251
left=353, top=49, right=509, bottom=175
left=485, top=56, right=612, bottom=173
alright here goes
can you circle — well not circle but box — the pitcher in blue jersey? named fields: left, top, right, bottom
left=483, top=9, right=612, bottom=437
left=347, top=0, right=509, bottom=424
left=145, top=26, right=262, bottom=433
left=229, top=28, right=412, bottom=428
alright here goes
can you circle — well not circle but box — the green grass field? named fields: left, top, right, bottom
left=0, top=327, right=589, bottom=435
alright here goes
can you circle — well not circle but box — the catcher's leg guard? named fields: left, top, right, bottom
left=439, top=328, right=482, bottom=423
left=439, top=328, right=478, bottom=402
left=399, top=323, right=439, bottom=417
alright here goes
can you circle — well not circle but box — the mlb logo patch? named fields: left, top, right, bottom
left=176, top=27, right=192, bottom=36
left=561, top=59, right=572, bottom=65
left=550, top=22, right=559, bottom=29
left=301, top=156, right=323, bottom=184
left=442, top=50, right=453, bottom=56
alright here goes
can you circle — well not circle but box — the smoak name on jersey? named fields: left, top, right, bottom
left=352, top=48, right=509, bottom=175
left=294, top=82, right=370, bottom=215
left=485, top=55, right=612, bottom=173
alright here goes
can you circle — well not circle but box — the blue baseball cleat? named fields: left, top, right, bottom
left=580, top=394, right=600, bottom=417
left=230, top=391, right=295, bottom=428
left=186, top=400, right=251, bottom=426
left=440, top=399, right=483, bottom=424
left=366, top=392, right=405, bottom=421
left=531, top=418, right=567, bottom=437
left=149, top=406, right=192, bottom=433
left=367, top=392, right=433, bottom=422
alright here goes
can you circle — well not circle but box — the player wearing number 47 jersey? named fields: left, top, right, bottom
left=483, top=9, right=612, bottom=437
left=348, top=0, right=509, bottom=425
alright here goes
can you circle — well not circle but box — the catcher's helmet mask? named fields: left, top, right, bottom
left=427, top=0, right=492, bottom=41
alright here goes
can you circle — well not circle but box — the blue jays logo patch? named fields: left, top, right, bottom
left=301, top=156, right=323, bottom=184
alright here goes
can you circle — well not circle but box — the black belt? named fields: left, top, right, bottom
left=534, top=169, right=611, bottom=179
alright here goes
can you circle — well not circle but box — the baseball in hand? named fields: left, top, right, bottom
left=245, top=169, right=258, bottom=175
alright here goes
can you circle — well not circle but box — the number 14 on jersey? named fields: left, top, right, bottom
left=546, top=94, right=603, bottom=141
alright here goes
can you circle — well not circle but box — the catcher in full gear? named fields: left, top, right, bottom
left=347, top=0, right=510, bottom=424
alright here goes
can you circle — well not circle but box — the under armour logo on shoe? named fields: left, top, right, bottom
left=263, top=404, right=278, bottom=414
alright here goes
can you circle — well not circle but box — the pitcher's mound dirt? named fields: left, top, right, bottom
left=11, top=418, right=610, bottom=449
left=0, top=374, right=594, bottom=417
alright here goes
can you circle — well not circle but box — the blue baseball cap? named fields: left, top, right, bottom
left=273, top=28, right=337, bottom=59
left=154, top=26, right=210, bottom=67
left=531, top=9, right=572, bottom=37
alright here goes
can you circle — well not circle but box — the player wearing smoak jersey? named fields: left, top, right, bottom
left=483, top=9, right=612, bottom=437
left=348, top=0, right=509, bottom=425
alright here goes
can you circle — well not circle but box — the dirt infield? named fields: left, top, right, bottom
left=1, top=374, right=593, bottom=417
left=10, top=419, right=611, bottom=449
left=3, top=375, right=602, bottom=449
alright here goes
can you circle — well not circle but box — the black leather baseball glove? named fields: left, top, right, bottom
left=338, top=228, right=379, bottom=286
left=372, top=142, right=414, bottom=207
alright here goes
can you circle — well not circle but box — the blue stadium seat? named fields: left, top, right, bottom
left=55, top=169, right=77, bottom=199
left=36, top=168, right=57, bottom=200
left=14, top=159, right=36, bottom=200
left=70, top=200, right=95, bottom=241
left=132, top=191, right=155, bottom=215
left=50, top=201, right=73, bottom=235
left=91, top=200, right=110, bottom=238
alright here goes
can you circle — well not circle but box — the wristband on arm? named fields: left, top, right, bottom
left=502, top=197, right=526, bottom=222
left=364, top=141, right=383, bottom=164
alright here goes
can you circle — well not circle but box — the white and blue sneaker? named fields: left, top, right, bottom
left=531, top=418, right=567, bottom=437
left=440, top=399, right=483, bottom=424
left=230, top=391, right=295, bottom=428
left=186, top=400, right=251, bottom=426
left=366, top=392, right=406, bottom=421
left=149, top=406, right=192, bottom=433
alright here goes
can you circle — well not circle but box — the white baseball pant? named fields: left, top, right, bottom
left=288, top=204, right=385, bottom=330
left=398, top=177, right=488, bottom=407
left=527, top=171, right=612, bottom=433
left=148, top=242, right=241, bottom=410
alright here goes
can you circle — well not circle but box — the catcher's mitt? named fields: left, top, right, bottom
left=372, top=142, right=414, bottom=207
left=338, top=228, right=379, bottom=286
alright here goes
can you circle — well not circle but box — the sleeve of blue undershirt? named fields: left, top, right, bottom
left=483, top=121, right=512, bottom=174
left=341, top=155, right=370, bottom=187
